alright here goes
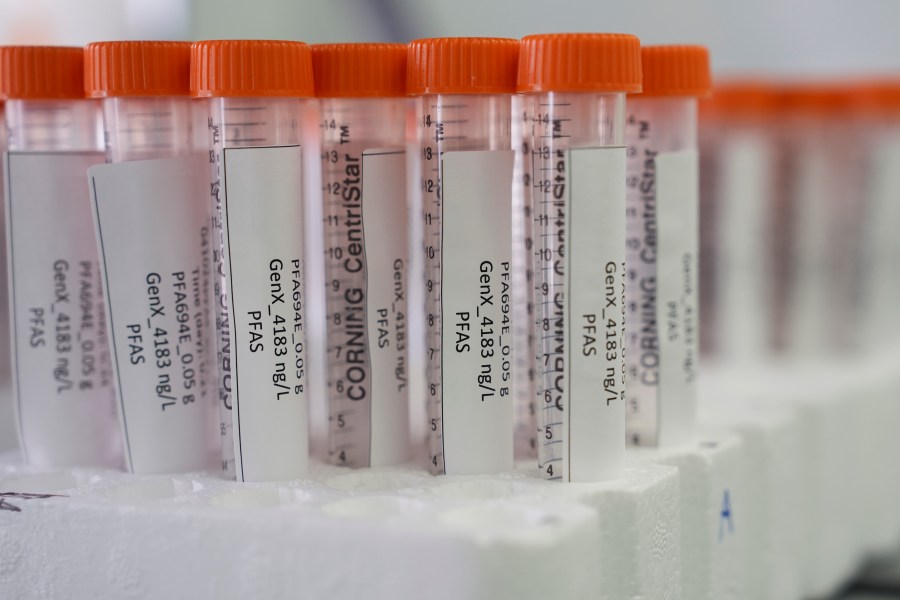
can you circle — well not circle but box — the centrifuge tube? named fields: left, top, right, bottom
left=703, top=83, right=780, bottom=359
left=0, top=46, right=119, bottom=467
left=312, top=43, right=410, bottom=468
left=410, top=37, right=519, bottom=475
left=781, top=86, right=859, bottom=356
left=624, top=46, right=711, bottom=447
left=85, top=41, right=215, bottom=474
left=192, top=40, right=312, bottom=482
left=519, top=33, right=641, bottom=482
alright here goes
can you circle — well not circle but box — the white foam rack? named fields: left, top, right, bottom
left=2, top=353, right=900, bottom=600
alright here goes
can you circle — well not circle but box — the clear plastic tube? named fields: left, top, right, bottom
left=625, top=98, right=696, bottom=154
left=6, top=100, right=102, bottom=151
left=419, top=93, right=515, bottom=475
left=711, top=115, right=778, bottom=360
left=191, top=99, right=209, bottom=154
left=4, top=98, right=119, bottom=467
left=781, top=110, right=857, bottom=356
left=524, top=91, right=627, bottom=481
left=207, top=96, right=309, bottom=482
left=319, top=96, right=409, bottom=468
left=94, top=94, right=215, bottom=474
left=102, top=97, right=193, bottom=162
left=624, top=96, right=700, bottom=447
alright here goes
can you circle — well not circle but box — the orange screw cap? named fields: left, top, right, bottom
left=191, top=40, right=314, bottom=98
left=85, top=41, right=192, bottom=98
left=517, top=33, right=642, bottom=94
left=778, top=83, right=854, bottom=116
left=407, top=37, right=519, bottom=96
left=0, top=46, right=85, bottom=100
left=640, top=45, right=711, bottom=97
left=702, top=80, right=779, bottom=118
left=853, top=80, right=900, bottom=116
left=312, top=43, right=406, bottom=98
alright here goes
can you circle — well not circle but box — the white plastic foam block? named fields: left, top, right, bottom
left=700, top=355, right=900, bottom=600
left=511, top=463, right=682, bottom=600
left=627, top=431, right=746, bottom=600
left=851, top=356, right=900, bottom=558
left=5, top=356, right=899, bottom=600
left=764, top=364, right=863, bottom=598
left=778, top=358, right=900, bottom=599
left=0, top=456, right=680, bottom=600
left=699, top=374, right=806, bottom=600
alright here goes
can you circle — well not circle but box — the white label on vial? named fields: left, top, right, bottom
left=6, top=151, right=119, bottom=467
left=441, top=150, right=514, bottom=475
left=655, top=150, right=699, bottom=446
left=565, top=147, right=626, bottom=482
left=362, top=149, right=409, bottom=466
left=221, top=145, right=307, bottom=482
left=89, top=155, right=213, bottom=474
left=623, top=121, right=658, bottom=448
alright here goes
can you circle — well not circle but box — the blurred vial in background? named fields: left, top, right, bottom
left=700, top=78, right=900, bottom=365
left=852, top=81, right=900, bottom=351
left=698, top=82, right=779, bottom=363
left=778, top=84, right=865, bottom=357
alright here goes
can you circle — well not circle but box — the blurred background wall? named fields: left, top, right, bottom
left=2, top=0, right=900, bottom=76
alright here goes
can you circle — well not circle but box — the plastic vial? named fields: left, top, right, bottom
left=312, top=43, right=410, bottom=468
left=410, top=37, right=519, bottom=475
left=192, top=40, right=313, bottom=482
left=624, top=46, right=711, bottom=447
left=85, top=41, right=216, bottom=474
left=519, top=33, right=641, bottom=482
left=780, top=86, right=860, bottom=356
left=0, top=46, right=119, bottom=467
left=697, top=82, right=779, bottom=359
